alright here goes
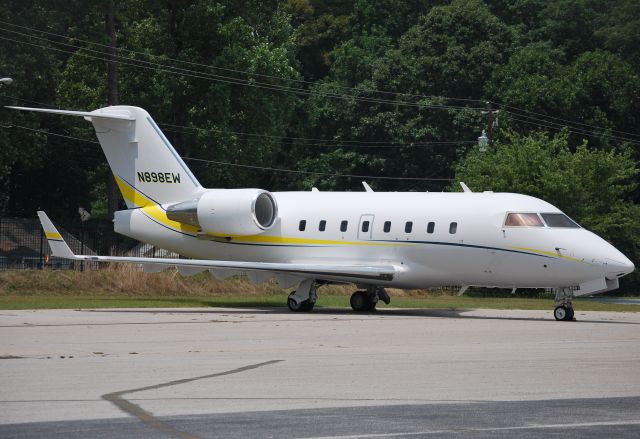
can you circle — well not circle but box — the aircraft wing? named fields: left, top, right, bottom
left=37, top=211, right=396, bottom=283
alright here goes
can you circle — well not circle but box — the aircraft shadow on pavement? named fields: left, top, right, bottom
left=89, top=306, right=639, bottom=324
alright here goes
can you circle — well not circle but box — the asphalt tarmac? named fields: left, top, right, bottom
left=1, top=307, right=639, bottom=438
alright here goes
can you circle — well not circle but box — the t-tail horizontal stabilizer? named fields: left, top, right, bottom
left=6, top=106, right=134, bottom=121
left=36, top=211, right=78, bottom=260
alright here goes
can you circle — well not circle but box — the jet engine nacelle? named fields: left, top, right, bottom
left=166, top=189, right=278, bottom=236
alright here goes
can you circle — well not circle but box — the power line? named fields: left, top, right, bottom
left=499, top=105, right=640, bottom=140
left=4, top=23, right=638, bottom=145
left=0, top=20, right=487, bottom=106
left=0, top=31, right=483, bottom=112
left=0, top=123, right=453, bottom=182
left=0, top=122, right=99, bottom=144
left=6, top=21, right=639, bottom=142
left=1, top=95, right=475, bottom=148
left=504, top=113, right=640, bottom=146
left=161, top=125, right=476, bottom=148
left=183, top=157, right=453, bottom=181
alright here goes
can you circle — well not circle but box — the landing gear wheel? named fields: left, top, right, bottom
left=350, top=291, right=376, bottom=312
left=350, top=291, right=367, bottom=311
left=554, top=306, right=573, bottom=321
left=554, top=306, right=566, bottom=321
left=287, top=293, right=314, bottom=312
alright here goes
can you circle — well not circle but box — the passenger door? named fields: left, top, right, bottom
left=358, top=214, right=374, bottom=240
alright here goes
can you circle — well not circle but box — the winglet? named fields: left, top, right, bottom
left=36, top=211, right=78, bottom=259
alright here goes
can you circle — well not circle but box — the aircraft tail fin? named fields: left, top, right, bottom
left=36, top=211, right=78, bottom=260
left=8, top=106, right=203, bottom=209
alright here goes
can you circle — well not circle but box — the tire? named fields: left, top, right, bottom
left=567, top=307, right=575, bottom=320
left=364, top=299, right=377, bottom=311
left=301, top=301, right=315, bottom=312
left=554, top=306, right=568, bottom=321
left=287, top=293, right=315, bottom=312
left=287, top=297, right=302, bottom=312
left=350, top=291, right=367, bottom=311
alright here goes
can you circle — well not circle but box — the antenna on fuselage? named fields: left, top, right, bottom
left=459, top=182, right=472, bottom=193
left=362, top=182, right=374, bottom=192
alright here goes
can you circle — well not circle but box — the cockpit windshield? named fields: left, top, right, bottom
left=504, top=212, right=580, bottom=228
left=540, top=213, right=580, bottom=228
left=505, top=213, right=544, bottom=227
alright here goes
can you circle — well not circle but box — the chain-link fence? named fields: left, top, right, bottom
left=0, top=217, right=175, bottom=270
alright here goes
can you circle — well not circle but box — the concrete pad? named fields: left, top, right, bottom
left=1, top=307, right=639, bottom=435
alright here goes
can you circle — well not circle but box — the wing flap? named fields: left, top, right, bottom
left=80, top=255, right=396, bottom=282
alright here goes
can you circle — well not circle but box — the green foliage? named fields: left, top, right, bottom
left=0, top=0, right=639, bottom=288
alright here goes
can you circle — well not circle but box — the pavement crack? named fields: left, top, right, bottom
left=101, top=359, right=283, bottom=439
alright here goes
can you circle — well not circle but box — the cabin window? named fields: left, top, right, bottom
left=383, top=221, right=391, bottom=233
left=541, top=213, right=580, bottom=228
left=299, top=220, right=306, bottom=231
left=405, top=221, right=413, bottom=233
left=449, top=222, right=457, bottom=234
left=319, top=220, right=326, bottom=231
left=505, top=213, right=544, bottom=227
left=427, top=222, right=435, bottom=234
left=361, top=221, right=370, bottom=233
left=340, top=220, right=348, bottom=232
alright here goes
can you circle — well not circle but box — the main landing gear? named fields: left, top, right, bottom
left=553, top=287, right=575, bottom=321
left=287, top=279, right=318, bottom=312
left=350, top=287, right=390, bottom=312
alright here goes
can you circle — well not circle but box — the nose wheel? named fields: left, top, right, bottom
left=554, top=305, right=574, bottom=321
left=553, top=287, right=576, bottom=321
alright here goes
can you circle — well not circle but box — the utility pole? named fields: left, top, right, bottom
left=481, top=101, right=500, bottom=145
left=106, top=0, right=120, bottom=221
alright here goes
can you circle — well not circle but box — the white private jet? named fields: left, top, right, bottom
left=10, top=105, right=635, bottom=321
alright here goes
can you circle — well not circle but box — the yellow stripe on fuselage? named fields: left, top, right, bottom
left=205, top=232, right=411, bottom=247
left=45, top=231, right=62, bottom=240
left=114, top=174, right=199, bottom=234
left=114, top=174, right=411, bottom=247
left=509, top=246, right=587, bottom=263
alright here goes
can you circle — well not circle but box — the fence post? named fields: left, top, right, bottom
left=39, top=222, right=44, bottom=270
left=80, top=222, right=84, bottom=272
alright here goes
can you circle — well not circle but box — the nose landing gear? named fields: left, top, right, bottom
left=553, top=305, right=574, bottom=321
left=553, top=287, right=576, bottom=321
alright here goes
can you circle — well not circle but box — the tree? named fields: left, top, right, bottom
left=0, top=0, right=99, bottom=221
left=569, top=51, right=640, bottom=142
left=57, top=0, right=302, bottom=194
left=298, top=0, right=511, bottom=190
left=596, top=0, right=640, bottom=69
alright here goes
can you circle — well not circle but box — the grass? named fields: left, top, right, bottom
left=0, top=268, right=637, bottom=312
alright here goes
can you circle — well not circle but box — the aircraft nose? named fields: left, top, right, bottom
left=604, top=255, right=635, bottom=279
